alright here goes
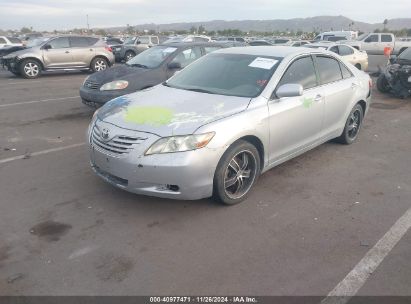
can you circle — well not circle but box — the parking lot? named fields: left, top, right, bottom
left=0, top=65, right=410, bottom=298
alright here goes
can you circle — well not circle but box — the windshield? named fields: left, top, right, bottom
left=398, top=48, right=411, bottom=61
left=166, top=53, right=282, bottom=98
left=126, top=45, right=178, bottom=68
left=27, top=37, right=50, bottom=48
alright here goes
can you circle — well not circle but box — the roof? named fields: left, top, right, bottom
left=215, top=46, right=325, bottom=57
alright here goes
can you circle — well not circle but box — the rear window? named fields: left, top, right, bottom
left=381, top=35, right=393, bottom=42
left=340, top=63, right=353, bottom=79
left=316, top=56, right=343, bottom=84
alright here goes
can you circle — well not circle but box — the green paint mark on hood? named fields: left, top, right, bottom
left=124, top=106, right=174, bottom=126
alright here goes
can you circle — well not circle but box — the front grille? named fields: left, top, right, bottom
left=91, top=124, right=147, bottom=155
left=84, top=79, right=101, bottom=90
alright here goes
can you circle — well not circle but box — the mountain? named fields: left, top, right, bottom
left=104, top=16, right=411, bottom=34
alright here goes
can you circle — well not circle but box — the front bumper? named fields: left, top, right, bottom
left=88, top=119, right=223, bottom=200
left=80, top=86, right=126, bottom=107
left=1, top=57, right=18, bottom=72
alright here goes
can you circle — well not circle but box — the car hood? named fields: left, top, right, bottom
left=88, top=64, right=150, bottom=83
left=97, top=85, right=251, bottom=137
left=2, top=48, right=33, bottom=58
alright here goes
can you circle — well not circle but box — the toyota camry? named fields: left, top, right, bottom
left=87, top=46, right=372, bottom=205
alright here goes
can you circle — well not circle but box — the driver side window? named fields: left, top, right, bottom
left=48, top=37, right=70, bottom=49
left=277, top=56, right=318, bottom=90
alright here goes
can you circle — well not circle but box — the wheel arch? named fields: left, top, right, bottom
left=18, top=57, right=44, bottom=70
left=235, top=135, right=265, bottom=172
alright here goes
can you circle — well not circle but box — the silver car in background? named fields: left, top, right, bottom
left=1, top=35, right=115, bottom=78
left=88, top=46, right=372, bottom=205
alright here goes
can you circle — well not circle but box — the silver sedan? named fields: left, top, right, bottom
left=87, top=46, right=372, bottom=205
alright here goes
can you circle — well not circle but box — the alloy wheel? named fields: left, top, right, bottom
left=224, top=150, right=257, bottom=200
left=24, top=62, right=39, bottom=77
left=347, top=109, right=361, bottom=139
left=94, top=60, right=107, bottom=71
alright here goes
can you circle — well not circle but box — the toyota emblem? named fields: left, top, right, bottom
left=101, top=128, right=110, bottom=141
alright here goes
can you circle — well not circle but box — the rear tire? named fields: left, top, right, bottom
left=336, top=104, right=364, bottom=145
left=90, top=57, right=108, bottom=73
left=19, top=59, right=41, bottom=79
left=213, top=140, right=260, bottom=205
left=376, top=74, right=391, bottom=93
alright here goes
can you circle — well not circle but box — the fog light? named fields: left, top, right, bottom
left=166, top=184, right=180, bottom=192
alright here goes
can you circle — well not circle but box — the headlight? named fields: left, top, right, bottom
left=145, top=132, right=215, bottom=155
left=100, top=80, right=129, bottom=91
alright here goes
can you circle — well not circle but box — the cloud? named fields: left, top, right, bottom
left=0, top=0, right=409, bottom=30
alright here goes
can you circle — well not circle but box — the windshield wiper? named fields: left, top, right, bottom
left=128, top=63, right=149, bottom=68
left=184, top=88, right=217, bottom=94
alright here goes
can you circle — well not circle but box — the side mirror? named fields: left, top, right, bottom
left=168, top=62, right=182, bottom=70
left=43, top=44, right=51, bottom=50
left=276, top=84, right=303, bottom=98
left=136, top=40, right=141, bottom=45
left=389, top=55, right=397, bottom=64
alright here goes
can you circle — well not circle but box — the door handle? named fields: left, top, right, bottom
left=351, top=83, right=358, bottom=89
left=314, top=95, right=322, bottom=102
left=65, top=51, right=70, bottom=54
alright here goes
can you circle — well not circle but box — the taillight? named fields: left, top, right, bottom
left=105, top=46, right=112, bottom=52
left=369, top=78, right=373, bottom=89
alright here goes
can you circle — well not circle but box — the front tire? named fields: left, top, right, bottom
left=19, top=59, right=41, bottom=79
left=213, top=140, right=260, bottom=205
left=125, top=51, right=136, bottom=62
left=376, top=74, right=391, bottom=93
left=91, top=57, right=108, bottom=73
left=336, top=104, right=364, bottom=145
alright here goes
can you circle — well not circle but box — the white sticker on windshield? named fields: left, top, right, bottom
left=249, top=57, right=278, bottom=70
left=163, top=47, right=177, bottom=53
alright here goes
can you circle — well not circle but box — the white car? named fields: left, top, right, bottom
left=306, top=43, right=369, bottom=71
left=0, top=36, right=23, bottom=48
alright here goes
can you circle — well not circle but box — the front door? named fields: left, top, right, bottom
left=42, top=37, right=73, bottom=69
left=268, top=55, right=324, bottom=164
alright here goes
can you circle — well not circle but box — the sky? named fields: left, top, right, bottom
left=0, top=0, right=410, bottom=30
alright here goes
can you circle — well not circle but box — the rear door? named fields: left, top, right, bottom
left=69, top=37, right=97, bottom=68
left=42, top=37, right=72, bottom=68
left=268, top=55, right=324, bottom=163
left=314, top=55, right=357, bottom=137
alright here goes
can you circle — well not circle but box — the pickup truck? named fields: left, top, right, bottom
left=119, top=35, right=160, bottom=62
left=341, top=33, right=411, bottom=55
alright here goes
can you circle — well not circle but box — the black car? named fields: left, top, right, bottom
left=377, top=48, right=411, bottom=98
left=105, top=38, right=123, bottom=62
left=80, top=42, right=224, bottom=107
